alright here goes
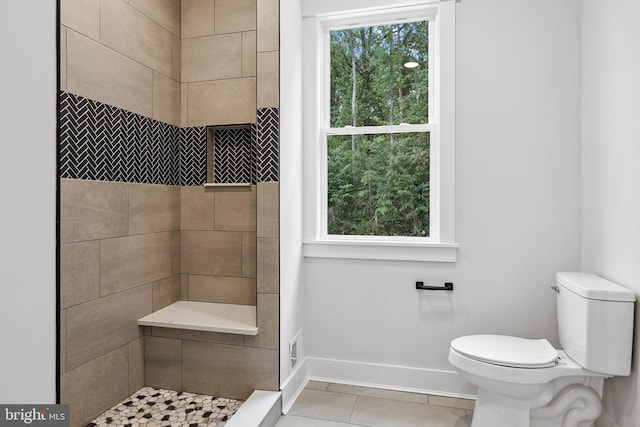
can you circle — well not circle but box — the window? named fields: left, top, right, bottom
left=302, top=3, right=456, bottom=262
left=325, top=17, right=433, bottom=239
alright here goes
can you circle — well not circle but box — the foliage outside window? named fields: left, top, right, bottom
left=324, top=18, right=433, bottom=239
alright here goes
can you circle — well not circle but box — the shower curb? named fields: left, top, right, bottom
left=225, top=390, right=282, bottom=427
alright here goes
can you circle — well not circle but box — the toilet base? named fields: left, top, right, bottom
left=472, top=401, right=530, bottom=427
left=470, top=382, right=602, bottom=427
left=470, top=387, right=551, bottom=427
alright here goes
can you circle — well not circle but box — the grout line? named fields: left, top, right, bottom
left=151, top=70, right=155, bottom=118
left=61, top=309, right=67, bottom=375
left=212, top=0, right=216, bottom=36
left=126, top=338, right=131, bottom=393
left=98, top=0, right=102, bottom=42
left=66, top=27, right=176, bottom=87
left=185, top=82, right=189, bottom=126
left=348, top=394, right=358, bottom=424
left=98, top=235, right=103, bottom=298
left=179, top=339, right=184, bottom=391
left=125, top=2, right=181, bottom=38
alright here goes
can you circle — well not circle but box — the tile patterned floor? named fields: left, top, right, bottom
left=277, top=381, right=475, bottom=427
left=87, top=387, right=243, bottom=427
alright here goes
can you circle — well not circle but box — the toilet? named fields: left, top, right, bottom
left=449, top=272, right=635, bottom=427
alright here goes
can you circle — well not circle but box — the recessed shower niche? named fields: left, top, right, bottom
left=206, top=124, right=257, bottom=186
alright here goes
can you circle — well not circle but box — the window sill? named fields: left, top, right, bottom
left=302, top=240, right=458, bottom=262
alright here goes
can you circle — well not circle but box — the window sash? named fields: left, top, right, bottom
left=324, top=124, right=433, bottom=136
left=319, top=127, right=436, bottom=241
left=322, top=13, right=436, bottom=129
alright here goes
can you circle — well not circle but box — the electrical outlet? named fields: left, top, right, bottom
left=289, top=330, right=303, bottom=371
left=290, top=341, right=298, bottom=368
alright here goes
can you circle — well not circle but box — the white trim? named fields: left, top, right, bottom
left=281, top=357, right=310, bottom=413
left=325, top=124, right=433, bottom=135
left=303, top=0, right=450, bottom=19
left=315, top=4, right=438, bottom=26
left=303, top=240, right=457, bottom=262
left=436, top=0, right=456, bottom=244
left=305, top=356, right=477, bottom=399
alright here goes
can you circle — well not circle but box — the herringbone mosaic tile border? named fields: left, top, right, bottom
left=257, top=108, right=279, bottom=182
left=213, top=127, right=254, bottom=184
left=59, top=92, right=278, bottom=186
left=178, top=126, right=207, bottom=186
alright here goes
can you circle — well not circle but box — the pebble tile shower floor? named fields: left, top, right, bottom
left=86, top=387, right=243, bottom=427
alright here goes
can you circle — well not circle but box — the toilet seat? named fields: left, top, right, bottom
left=451, top=335, right=559, bottom=368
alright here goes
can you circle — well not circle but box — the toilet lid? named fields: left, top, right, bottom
left=451, top=335, right=559, bottom=368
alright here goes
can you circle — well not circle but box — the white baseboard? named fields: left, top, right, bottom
left=280, top=358, right=310, bottom=413
left=282, top=356, right=476, bottom=403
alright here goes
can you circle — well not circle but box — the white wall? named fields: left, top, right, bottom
left=0, top=0, right=57, bottom=402
left=279, top=0, right=307, bottom=407
left=581, top=0, right=640, bottom=426
left=301, top=0, right=582, bottom=395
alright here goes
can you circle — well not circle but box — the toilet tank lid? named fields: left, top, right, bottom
left=556, top=272, right=635, bottom=302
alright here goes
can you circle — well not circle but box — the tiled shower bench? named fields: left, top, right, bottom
left=138, top=301, right=281, bottom=427
left=138, top=300, right=259, bottom=335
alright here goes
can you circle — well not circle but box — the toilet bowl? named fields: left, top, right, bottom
left=449, top=337, right=606, bottom=427
left=448, top=273, right=635, bottom=427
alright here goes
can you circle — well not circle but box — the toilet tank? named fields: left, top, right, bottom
left=556, top=272, right=635, bottom=376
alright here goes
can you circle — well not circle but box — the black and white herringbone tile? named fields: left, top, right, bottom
left=250, top=123, right=258, bottom=184
left=213, top=127, right=254, bottom=184
left=121, top=109, right=140, bottom=183
left=93, top=102, right=122, bottom=182
left=257, top=107, right=279, bottom=182
left=59, top=92, right=279, bottom=186
left=179, top=126, right=207, bottom=186
left=163, top=125, right=180, bottom=186
left=59, top=92, right=73, bottom=178
left=61, top=93, right=94, bottom=179
left=60, top=92, right=181, bottom=185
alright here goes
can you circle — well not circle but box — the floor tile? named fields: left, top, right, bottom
left=276, top=415, right=355, bottom=427
left=305, top=380, right=330, bottom=391
left=327, top=383, right=429, bottom=404
left=429, top=395, right=476, bottom=410
left=87, top=386, right=242, bottom=426
left=350, top=396, right=469, bottom=427
left=288, top=389, right=357, bottom=423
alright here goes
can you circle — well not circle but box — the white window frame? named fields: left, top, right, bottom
left=302, top=1, right=457, bottom=262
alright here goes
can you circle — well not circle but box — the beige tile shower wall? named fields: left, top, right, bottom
left=60, top=179, right=181, bottom=427
left=180, top=186, right=257, bottom=306
left=60, top=0, right=277, bottom=123
left=255, top=183, right=280, bottom=358
left=147, top=183, right=277, bottom=398
left=142, top=183, right=278, bottom=400
left=257, top=0, right=279, bottom=108
left=61, top=0, right=181, bottom=126
left=182, top=0, right=258, bottom=126
left=144, top=330, right=279, bottom=400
